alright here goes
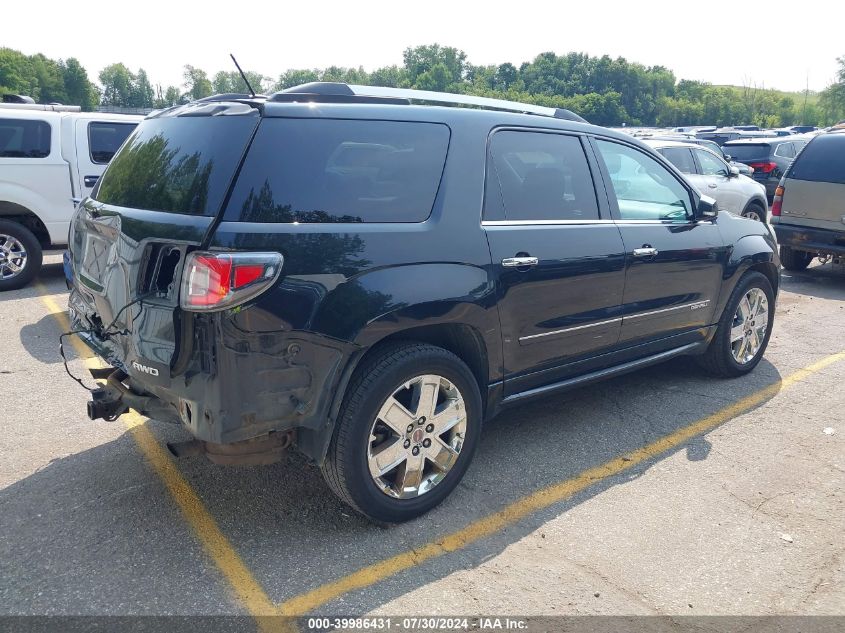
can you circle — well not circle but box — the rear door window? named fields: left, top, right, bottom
left=0, top=118, right=51, bottom=158
left=88, top=122, right=138, bottom=164
left=788, top=135, right=845, bottom=185
left=485, top=130, right=599, bottom=221
left=659, top=147, right=696, bottom=174
left=225, top=119, right=450, bottom=223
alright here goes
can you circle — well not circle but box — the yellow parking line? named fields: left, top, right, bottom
left=36, top=286, right=288, bottom=632
left=278, top=350, right=845, bottom=615
left=36, top=283, right=845, bottom=619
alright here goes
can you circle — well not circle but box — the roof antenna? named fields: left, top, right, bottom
left=230, top=53, right=256, bottom=97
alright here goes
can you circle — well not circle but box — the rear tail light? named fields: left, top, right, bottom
left=750, top=162, right=778, bottom=174
left=180, top=252, right=283, bottom=311
left=771, top=185, right=784, bottom=217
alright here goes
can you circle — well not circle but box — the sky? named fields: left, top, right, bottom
left=4, top=0, right=842, bottom=94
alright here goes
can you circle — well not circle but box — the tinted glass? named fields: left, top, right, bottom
left=596, top=140, right=691, bottom=221
left=695, top=149, right=729, bottom=176
left=0, top=118, right=50, bottom=158
left=95, top=116, right=258, bottom=215
left=788, top=135, right=845, bottom=184
left=721, top=144, right=770, bottom=162
left=659, top=147, right=695, bottom=174
left=225, top=119, right=450, bottom=223
left=88, top=122, right=138, bottom=164
left=486, top=131, right=599, bottom=221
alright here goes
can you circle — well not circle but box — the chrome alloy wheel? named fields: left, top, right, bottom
left=367, top=374, right=467, bottom=499
left=742, top=209, right=763, bottom=222
left=0, top=234, right=27, bottom=280
left=731, top=287, right=769, bottom=364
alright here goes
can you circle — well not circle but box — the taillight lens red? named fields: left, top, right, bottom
left=771, top=185, right=784, bottom=217
left=750, top=162, right=778, bottom=174
left=181, top=252, right=283, bottom=311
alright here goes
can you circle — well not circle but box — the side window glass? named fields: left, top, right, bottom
left=659, top=147, right=696, bottom=174
left=88, top=122, right=137, bottom=164
left=595, top=140, right=692, bottom=221
left=695, top=149, right=729, bottom=176
left=0, top=118, right=51, bottom=158
left=486, top=130, right=599, bottom=222
left=775, top=143, right=795, bottom=159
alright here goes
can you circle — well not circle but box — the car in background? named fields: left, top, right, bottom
left=723, top=136, right=810, bottom=200
left=641, top=135, right=754, bottom=176
left=770, top=131, right=845, bottom=270
left=0, top=104, right=141, bottom=289
left=789, top=125, right=818, bottom=134
left=644, top=140, right=769, bottom=222
left=696, top=128, right=771, bottom=146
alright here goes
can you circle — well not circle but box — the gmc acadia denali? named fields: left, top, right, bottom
left=67, top=83, right=780, bottom=522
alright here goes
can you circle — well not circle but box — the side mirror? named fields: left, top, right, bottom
left=695, top=194, right=719, bottom=220
left=728, top=165, right=740, bottom=177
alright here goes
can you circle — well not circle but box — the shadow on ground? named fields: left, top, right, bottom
left=0, top=352, right=782, bottom=616
left=780, top=261, right=845, bottom=301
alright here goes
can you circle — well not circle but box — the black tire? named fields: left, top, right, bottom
left=321, top=342, right=482, bottom=523
left=741, top=201, right=766, bottom=223
left=0, top=219, right=42, bottom=291
left=779, top=245, right=814, bottom=272
left=696, top=271, right=775, bottom=378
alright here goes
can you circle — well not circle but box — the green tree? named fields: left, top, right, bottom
left=275, top=69, right=320, bottom=90
left=403, top=44, right=466, bottom=88
left=99, top=63, right=135, bottom=106
left=183, top=65, right=212, bottom=100
left=60, top=58, right=98, bottom=110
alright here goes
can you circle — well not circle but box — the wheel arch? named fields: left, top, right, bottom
left=0, top=200, right=51, bottom=247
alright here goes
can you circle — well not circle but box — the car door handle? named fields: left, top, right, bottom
left=84, top=175, right=99, bottom=187
left=502, top=256, right=539, bottom=268
left=632, top=247, right=658, bottom=257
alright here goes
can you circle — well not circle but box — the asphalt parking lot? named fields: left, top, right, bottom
left=1, top=254, right=843, bottom=630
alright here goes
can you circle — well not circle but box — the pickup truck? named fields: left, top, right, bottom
left=0, top=104, right=141, bottom=290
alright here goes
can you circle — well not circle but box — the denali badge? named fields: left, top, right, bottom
left=689, top=301, right=710, bottom=311
left=132, top=361, right=160, bottom=377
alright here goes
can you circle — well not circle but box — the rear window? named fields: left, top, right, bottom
left=0, top=118, right=51, bottom=158
left=788, top=135, right=845, bottom=185
left=88, top=122, right=138, bottom=164
left=95, top=116, right=258, bottom=215
left=722, top=144, right=770, bottom=162
left=224, top=119, right=450, bottom=223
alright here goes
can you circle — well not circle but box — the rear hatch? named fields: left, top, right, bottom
left=780, top=134, right=845, bottom=231
left=722, top=143, right=772, bottom=181
left=67, top=102, right=260, bottom=380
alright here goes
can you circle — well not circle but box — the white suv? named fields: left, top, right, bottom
left=644, top=139, right=769, bottom=222
left=0, top=105, right=141, bottom=290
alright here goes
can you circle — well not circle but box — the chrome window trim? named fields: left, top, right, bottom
left=519, top=317, right=623, bottom=342
left=482, top=219, right=614, bottom=226
left=517, top=299, right=711, bottom=343
left=482, top=219, right=692, bottom=227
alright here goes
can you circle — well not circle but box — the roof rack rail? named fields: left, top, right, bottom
left=0, top=102, right=81, bottom=112
left=269, top=83, right=587, bottom=123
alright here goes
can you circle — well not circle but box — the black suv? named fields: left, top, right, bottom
left=722, top=137, right=810, bottom=200
left=67, top=83, right=780, bottom=523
